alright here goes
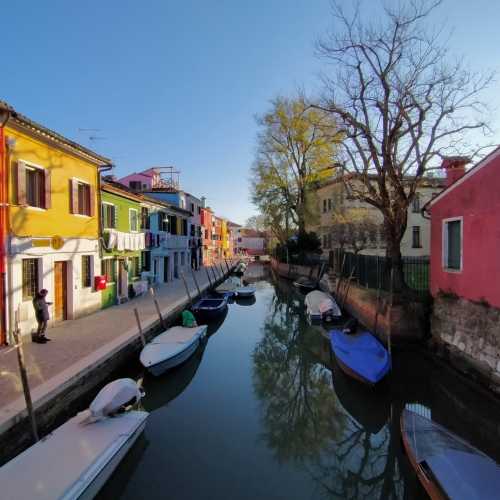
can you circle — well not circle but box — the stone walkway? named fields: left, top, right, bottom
left=0, top=262, right=233, bottom=434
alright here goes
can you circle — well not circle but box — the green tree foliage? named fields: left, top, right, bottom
left=251, top=96, right=341, bottom=239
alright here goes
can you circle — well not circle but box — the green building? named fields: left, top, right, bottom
left=100, top=182, right=146, bottom=308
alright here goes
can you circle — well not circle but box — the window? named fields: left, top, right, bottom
left=170, top=215, right=178, bottom=235
left=328, top=199, right=332, bottom=211
left=140, top=207, right=150, bottom=229
left=182, top=218, right=188, bottom=236
left=158, top=212, right=168, bottom=232
left=81, top=255, right=92, bottom=288
left=76, top=182, right=91, bottom=216
left=412, top=226, right=421, bottom=248
left=22, top=258, right=39, bottom=301
left=129, top=181, right=142, bottom=191
left=198, top=206, right=201, bottom=214
left=141, top=250, right=151, bottom=272
left=26, top=167, right=46, bottom=208
left=443, top=219, right=462, bottom=271
left=129, top=209, right=139, bottom=232
left=190, top=203, right=194, bottom=213
left=130, top=256, right=140, bottom=277
left=412, top=193, right=421, bottom=213
left=323, top=199, right=327, bottom=213
left=101, top=259, right=115, bottom=282
left=102, top=203, right=116, bottom=229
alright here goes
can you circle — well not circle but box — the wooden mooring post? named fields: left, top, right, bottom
left=133, top=308, right=147, bottom=347
left=149, top=287, right=166, bottom=329
left=13, top=309, right=39, bottom=443
left=180, top=271, right=193, bottom=306
left=205, top=266, right=213, bottom=287
left=190, top=267, right=201, bottom=297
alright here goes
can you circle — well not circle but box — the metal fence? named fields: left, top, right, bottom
left=331, top=249, right=430, bottom=299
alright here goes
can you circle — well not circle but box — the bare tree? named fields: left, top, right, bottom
left=330, top=207, right=382, bottom=254
left=315, top=0, right=493, bottom=291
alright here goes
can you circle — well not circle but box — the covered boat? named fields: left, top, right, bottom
left=329, top=329, right=391, bottom=385
left=215, top=276, right=241, bottom=295
left=0, top=379, right=148, bottom=500
left=140, top=325, right=208, bottom=376
left=401, top=409, right=500, bottom=500
left=192, top=296, right=228, bottom=319
left=304, top=290, right=341, bottom=322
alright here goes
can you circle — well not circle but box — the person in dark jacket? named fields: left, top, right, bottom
left=32, top=289, right=52, bottom=343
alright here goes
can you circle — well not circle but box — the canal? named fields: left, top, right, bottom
left=97, top=263, right=500, bottom=500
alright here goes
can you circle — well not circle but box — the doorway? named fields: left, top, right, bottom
left=54, top=261, right=68, bottom=321
left=163, top=256, right=170, bottom=283
left=118, top=259, right=128, bottom=300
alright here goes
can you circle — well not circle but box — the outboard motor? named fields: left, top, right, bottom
left=89, top=378, right=145, bottom=420
left=342, top=318, right=358, bottom=335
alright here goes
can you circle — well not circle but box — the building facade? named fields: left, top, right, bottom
left=309, top=176, right=444, bottom=257
left=201, top=207, right=214, bottom=265
left=100, top=183, right=146, bottom=308
left=426, top=154, right=500, bottom=385
left=3, top=103, right=109, bottom=340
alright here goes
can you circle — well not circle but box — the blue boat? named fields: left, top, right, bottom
left=192, top=296, right=228, bottom=320
left=329, top=329, right=391, bottom=385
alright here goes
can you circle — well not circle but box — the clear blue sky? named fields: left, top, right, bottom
left=2, top=0, right=499, bottom=224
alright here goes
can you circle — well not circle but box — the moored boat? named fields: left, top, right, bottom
left=192, top=296, right=228, bottom=319
left=401, top=409, right=500, bottom=500
left=293, top=276, right=317, bottom=292
left=140, top=325, right=208, bottom=376
left=0, top=379, right=148, bottom=500
left=304, top=290, right=341, bottom=322
left=329, top=329, right=391, bottom=385
left=235, top=285, right=256, bottom=298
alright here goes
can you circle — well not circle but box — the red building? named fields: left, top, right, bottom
left=426, top=153, right=500, bottom=308
left=200, top=207, right=213, bottom=265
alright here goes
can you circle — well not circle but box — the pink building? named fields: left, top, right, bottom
left=426, top=153, right=500, bottom=308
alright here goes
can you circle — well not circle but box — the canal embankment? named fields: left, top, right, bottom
left=0, top=261, right=237, bottom=464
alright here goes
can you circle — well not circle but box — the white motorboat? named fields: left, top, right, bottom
left=216, top=276, right=240, bottom=294
left=235, top=285, right=256, bottom=298
left=304, top=290, right=342, bottom=322
left=0, top=379, right=148, bottom=500
left=140, top=325, right=208, bottom=376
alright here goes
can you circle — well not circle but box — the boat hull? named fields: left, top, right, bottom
left=147, top=338, right=201, bottom=376
left=192, top=298, right=228, bottom=319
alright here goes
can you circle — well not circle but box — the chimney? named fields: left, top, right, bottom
left=201, top=196, right=206, bottom=208
left=441, top=156, right=470, bottom=187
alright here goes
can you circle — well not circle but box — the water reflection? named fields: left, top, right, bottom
left=252, top=278, right=414, bottom=499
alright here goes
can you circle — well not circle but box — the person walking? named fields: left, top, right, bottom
left=32, top=289, right=52, bottom=343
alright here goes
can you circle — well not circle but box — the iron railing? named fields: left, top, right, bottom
left=330, top=249, right=430, bottom=299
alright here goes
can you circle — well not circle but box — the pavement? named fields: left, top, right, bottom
left=0, top=261, right=234, bottom=435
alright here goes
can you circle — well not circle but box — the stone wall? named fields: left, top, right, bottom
left=431, top=295, right=500, bottom=394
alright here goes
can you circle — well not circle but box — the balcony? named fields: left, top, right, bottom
left=162, top=234, right=189, bottom=250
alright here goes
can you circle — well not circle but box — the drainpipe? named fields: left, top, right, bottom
left=0, top=103, right=11, bottom=345
left=97, top=163, right=114, bottom=259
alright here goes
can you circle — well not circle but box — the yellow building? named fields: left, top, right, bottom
left=3, top=103, right=110, bottom=339
left=221, top=219, right=231, bottom=258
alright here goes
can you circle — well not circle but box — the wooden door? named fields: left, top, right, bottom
left=54, top=261, right=67, bottom=321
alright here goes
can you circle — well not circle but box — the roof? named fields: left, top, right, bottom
left=426, top=146, right=500, bottom=209
left=139, top=190, right=192, bottom=216
left=318, top=172, right=445, bottom=190
left=1, top=99, right=111, bottom=166
left=101, top=182, right=144, bottom=203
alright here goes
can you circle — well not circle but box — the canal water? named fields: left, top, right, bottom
left=97, top=263, right=500, bottom=500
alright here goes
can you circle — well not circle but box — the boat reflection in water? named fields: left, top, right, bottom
left=234, top=295, right=256, bottom=306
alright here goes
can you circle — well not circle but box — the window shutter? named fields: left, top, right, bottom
left=70, top=178, right=78, bottom=214
left=44, top=168, right=51, bottom=209
left=158, top=212, right=163, bottom=231
left=17, top=161, right=27, bottom=205
left=89, top=185, right=95, bottom=217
